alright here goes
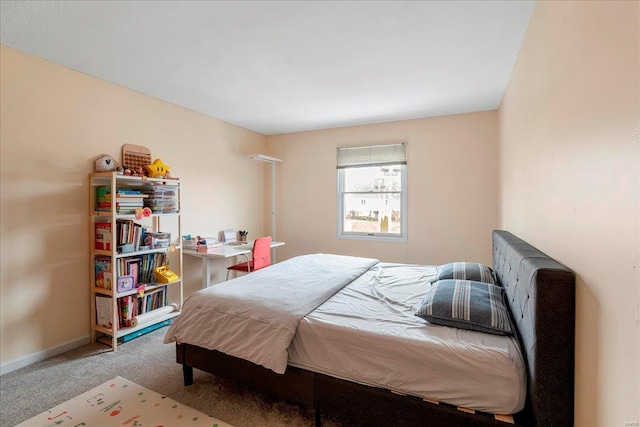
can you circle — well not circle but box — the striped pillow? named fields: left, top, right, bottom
left=433, top=262, right=496, bottom=285
left=416, top=279, right=513, bottom=335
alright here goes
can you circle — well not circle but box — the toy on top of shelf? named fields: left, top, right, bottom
left=95, top=154, right=120, bottom=173
left=122, top=143, right=151, bottom=170
left=145, top=158, right=171, bottom=178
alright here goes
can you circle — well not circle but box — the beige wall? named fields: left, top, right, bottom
left=266, top=111, right=499, bottom=266
left=499, top=1, right=639, bottom=426
left=0, top=46, right=268, bottom=366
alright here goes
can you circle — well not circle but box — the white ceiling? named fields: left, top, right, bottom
left=0, top=1, right=535, bottom=135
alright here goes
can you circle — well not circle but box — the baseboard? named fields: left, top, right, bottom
left=0, top=335, right=90, bottom=376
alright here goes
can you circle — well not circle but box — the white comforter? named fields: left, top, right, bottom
left=164, top=253, right=379, bottom=374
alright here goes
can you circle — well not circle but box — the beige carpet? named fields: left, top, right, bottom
left=0, top=327, right=350, bottom=427
left=16, top=376, right=234, bottom=427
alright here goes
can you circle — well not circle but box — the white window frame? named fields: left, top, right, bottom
left=336, top=143, right=407, bottom=242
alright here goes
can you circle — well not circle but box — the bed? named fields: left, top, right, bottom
left=165, top=230, right=575, bottom=426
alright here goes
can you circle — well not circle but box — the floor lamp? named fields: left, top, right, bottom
left=248, top=154, right=283, bottom=260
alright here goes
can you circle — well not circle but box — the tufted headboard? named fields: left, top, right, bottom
left=493, top=230, right=575, bottom=427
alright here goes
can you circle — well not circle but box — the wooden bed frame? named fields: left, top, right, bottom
left=176, top=230, right=575, bottom=426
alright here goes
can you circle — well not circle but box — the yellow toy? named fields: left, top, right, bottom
left=145, top=158, right=170, bottom=178
left=154, top=266, right=179, bottom=283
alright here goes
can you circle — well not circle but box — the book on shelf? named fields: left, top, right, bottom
left=96, top=186, right=147, bottom=197
left=116, top=188, right=145, bottom=196
left=95, top=256, right=113, bottom=290
left=96, top=296, right=113, bottom=328
left=98, top=200, right=145, bottom=207
left=118, top=295, right=138, bottom=328
left=116, top=193, right=148, bottom=199
left=138, top=287, right=167, bottom=314
left=126, top=259, right=140, bottom=286
left=95, top=222, right=112, bottom=250
left=115, top=219, right=145, bottom=249
left=96, top=202, right=144, bottom=214
left=95, top=186, right=148, bottom=212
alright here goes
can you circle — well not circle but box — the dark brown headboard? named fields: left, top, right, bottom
left=492, top=230, right=575, bottom=427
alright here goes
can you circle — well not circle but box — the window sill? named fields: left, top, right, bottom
left=338, top=233, right=407, bottom=243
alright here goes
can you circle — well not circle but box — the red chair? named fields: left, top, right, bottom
left=226, top=236, right=272, bottom=280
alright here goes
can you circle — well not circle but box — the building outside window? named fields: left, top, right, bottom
left=337, top=143, right=407, bottom=242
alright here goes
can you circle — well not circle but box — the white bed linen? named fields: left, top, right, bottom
left=164, top=254, right=378, bottom=374
left=287, top=263, right=526, bottom=415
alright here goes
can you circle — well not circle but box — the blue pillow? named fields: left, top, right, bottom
left=416, top=279, right=513, bottom=335
left=432, top=262, right=496, bottom=285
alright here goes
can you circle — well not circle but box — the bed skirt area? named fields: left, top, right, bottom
left=177, top=343, right=522, bottom=427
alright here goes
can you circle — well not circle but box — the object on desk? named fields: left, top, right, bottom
left=197, top=243, right=223, bottom=252
left=238, top=230, right=248, bottom=242
left=195, top=235, right=220, bottom=252
left=223, top=229, right=236, bottom=243
left=154, top=266, right=179, bottom=284
left=182, top=235, right=197, bottom=250
left=197, top=236, right=218, bottom=245
left=226, top=236, right=272, bottom=280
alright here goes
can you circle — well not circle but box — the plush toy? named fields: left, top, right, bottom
left=144, top=158, right=170, bottom=178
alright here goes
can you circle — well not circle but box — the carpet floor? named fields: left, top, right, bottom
left=0, top=327, right=351, bottom=427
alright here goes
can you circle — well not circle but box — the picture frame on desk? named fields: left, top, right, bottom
left=222, top=229, right=236, bottom=243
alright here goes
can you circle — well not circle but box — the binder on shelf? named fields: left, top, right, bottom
left=95, top=222, right=112, bottom=251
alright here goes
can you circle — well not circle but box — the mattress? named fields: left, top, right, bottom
left=287, top=263, right=527, bottom=415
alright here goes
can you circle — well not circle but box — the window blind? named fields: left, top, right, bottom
left=337, top=143, right=407, bottom=168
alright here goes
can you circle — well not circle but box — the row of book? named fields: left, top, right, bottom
left=94, top=252, right=169, bottom=290
left=94, top=220, right=148, bottom=252
left=96, top=186, right=148, bottom=214
left=116, top=219, right=145, bottom=251
left=95, top=288, right=167, bottom=329
left=117, top=288, right=167, bottom=328
left=115, top=253, right=169, bottom=285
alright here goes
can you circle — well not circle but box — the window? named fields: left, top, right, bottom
left=337, top=143, right=407, bottom=242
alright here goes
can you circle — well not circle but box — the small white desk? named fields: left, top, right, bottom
left=183, top=241, right=285, bottom=288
